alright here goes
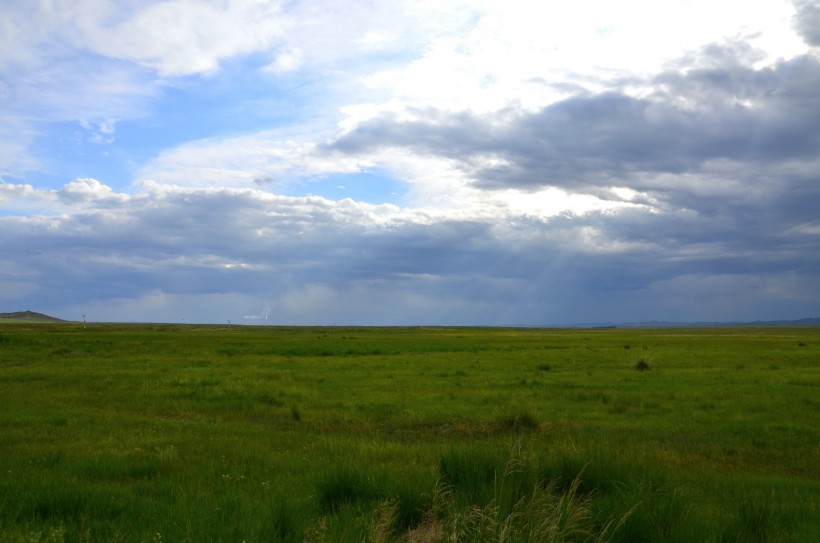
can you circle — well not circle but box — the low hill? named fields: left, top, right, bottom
left=618, top=317, right=820, bottom=328
left=0, top=310, right=66, bottom=322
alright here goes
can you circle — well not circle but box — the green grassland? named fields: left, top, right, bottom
left=0, top=323, right=818, bottom=542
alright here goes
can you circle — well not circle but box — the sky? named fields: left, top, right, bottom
left=1, top=0, right=819, bottom=325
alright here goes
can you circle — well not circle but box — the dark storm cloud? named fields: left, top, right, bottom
left=793, top=0, right=820, bottom=46
left=328, top=45, right=820, bottom=285
left=331, top=48, right=820, bottom=195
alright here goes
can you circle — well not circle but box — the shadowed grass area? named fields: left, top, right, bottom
left=0, top=322, right=818, bottom=541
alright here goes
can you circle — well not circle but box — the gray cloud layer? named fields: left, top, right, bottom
left=3, top=172, right=818, bottom=324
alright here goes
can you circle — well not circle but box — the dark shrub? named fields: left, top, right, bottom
left=633, top=358, right=650, bottom=371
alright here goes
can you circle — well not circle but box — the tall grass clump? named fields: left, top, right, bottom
left=438, top=477, right=603, bottom=543
left=533, top=445, right=704, bottom=543
left=430, top=447, right=634, bottom=542
left=268, top=501, right=307, bottom=543
left=717, top=488, right=804, bottom=543
left=438, top=448, right=508, bottom=504
left=306, top=448, right=638, bottom=542
left=305, top=447, right=633, bottom=543
left=314, top=466, right=386, bottom=513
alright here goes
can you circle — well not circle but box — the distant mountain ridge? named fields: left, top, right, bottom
left=0, top=310, right=66, bottom=322
left=571, top=317, right=820, bottom=328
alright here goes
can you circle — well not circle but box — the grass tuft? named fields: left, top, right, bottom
left=291, top=405, right=302, bottom=422
left=315, top=467, right=384, bottom=513
left=268, top=501, right=305, bottom=543
left=492, top=411, right=540, bottom=434
left=633, top=358, right=651, bottom=371
left=417, top=449, right=636, bottom=542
